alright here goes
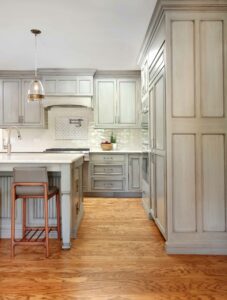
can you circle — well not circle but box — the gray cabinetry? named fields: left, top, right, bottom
left=94, top=76, right=140, bottom=128
left=44, top=76, right=93, bottom=96
left=0, top=79, right=21, bottom=125
left=95, top=79, right=115, bottom=126
left=138, top=1, right=227, bottom=254
left=148, top=47, right=167, bottom=238
left=72, top=163, right=83, bottom=236
left=88, top=153, right=141, bottom=196
left=0, top=78, right=44, bottom=127
left=90, top=154, right=126, bottom=192
left=128, top=155, right=141, bottom=191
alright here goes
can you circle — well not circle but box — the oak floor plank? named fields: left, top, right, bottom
left=0, top=197, right=227, bottom=299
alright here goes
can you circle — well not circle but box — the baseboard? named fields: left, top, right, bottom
left=141, top=200, right=153, bottom=220
left=166, top=241, right=227, bottom=255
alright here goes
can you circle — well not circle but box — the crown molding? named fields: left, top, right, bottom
left=39, top=68, right=96, bottom=76
left=0, top=69, right=141, bottom=78
left=0, top=68, right=97, bottom=78
left=0, top=70, right=34, bottom=78
left=137, top=0, right=227, bottom=66
left=95, top=70, right=140, bottom=78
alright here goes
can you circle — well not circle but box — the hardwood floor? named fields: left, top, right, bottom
left=0, top=197, right=227, bottom=299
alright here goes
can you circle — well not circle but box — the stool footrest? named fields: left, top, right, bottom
left=15, top=227, right=58, bottom=243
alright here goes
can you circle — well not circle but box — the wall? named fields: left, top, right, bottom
left=0, top=107, right=142, bottom=152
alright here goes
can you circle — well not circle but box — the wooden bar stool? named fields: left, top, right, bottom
left=11, top=167, right=61, bottom=257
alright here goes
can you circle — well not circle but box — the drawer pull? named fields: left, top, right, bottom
left=103, top=168, right=113, bottom=172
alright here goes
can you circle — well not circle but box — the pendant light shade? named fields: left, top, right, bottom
left=28, top=79, right=45, bottom=101
left=28, top=29, right=45, bottom=102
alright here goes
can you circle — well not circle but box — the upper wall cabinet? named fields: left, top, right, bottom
left=43, top=76, right=93, bottom=96
left=0, top=79, right=44, bottom=127
left=94, top=77, right=141, bottom=128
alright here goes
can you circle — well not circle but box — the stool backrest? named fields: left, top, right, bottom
left=13, top=167, right=48, bottom=183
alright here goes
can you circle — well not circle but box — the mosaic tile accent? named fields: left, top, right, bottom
left=55, top=116, right=88, bottom=140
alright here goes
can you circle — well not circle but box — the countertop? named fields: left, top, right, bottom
left=0, top=153, right=84, bottom=164
left=90, top=150, right=142, bottom=153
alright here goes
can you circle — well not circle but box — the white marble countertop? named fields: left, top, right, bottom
left=0, top=152, right=84, bottom=164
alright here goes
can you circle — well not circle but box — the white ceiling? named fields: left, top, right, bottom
left=0, top=0, right=157, bottom=71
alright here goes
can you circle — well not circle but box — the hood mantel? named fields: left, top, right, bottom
left=42, top=96, right=93, bottom=109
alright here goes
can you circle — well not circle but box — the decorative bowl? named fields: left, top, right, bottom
left=101, top=143, right=112, bottom=151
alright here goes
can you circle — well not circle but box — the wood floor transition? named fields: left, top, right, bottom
left=0, top=197, right=227, bottom=299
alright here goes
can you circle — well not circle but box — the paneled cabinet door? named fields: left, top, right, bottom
left=21, top=79, right=43, bottom=126
left=0, top=79, right=21, bottom=125
left=95, top=78, right=140, bottom=128
left=154, top=71, right=165, bottom=151
left=95, top=79, right=116, bottom=127
left=117, top=79, right=139, bottom=127
left=128, top=155, right=141, bottom=191
left=150, top=153, right=156, bottom=218
left=150, top=69, right=165, bottom=152
left=44, top=76, right=93, bottom=96
left=44, top=77, right=77, bottom=95
left=154, top=155, right=166, bottom=238
left=149, top=67, right=166, bottom=238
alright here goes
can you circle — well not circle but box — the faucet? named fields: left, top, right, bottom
left=3, top=127, right=22, bottom=155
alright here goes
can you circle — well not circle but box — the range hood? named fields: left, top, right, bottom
left=42, top=96, right=93, bottom=109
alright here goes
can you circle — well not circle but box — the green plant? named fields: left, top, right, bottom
left=110, top=132, right=116, bottom=143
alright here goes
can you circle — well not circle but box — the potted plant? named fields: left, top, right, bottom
left=110, top=132, right=117, bottom=150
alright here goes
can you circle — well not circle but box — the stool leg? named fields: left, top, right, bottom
left=22, top=197, right=26, bottom=238
left=56, top=192, right=61, bottom=241
left=11, top=188, right=16, bottom=257
left=44, top=195, right=49, bottom=258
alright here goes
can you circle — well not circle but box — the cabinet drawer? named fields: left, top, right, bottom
left=91, top=154, right=125, bottom=162
left=91, top=179, right=125, bottom=191
left=91, top=164, right=124, bottom=176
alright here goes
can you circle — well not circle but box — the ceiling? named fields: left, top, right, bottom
left=0, top=0, right=157, bottom=71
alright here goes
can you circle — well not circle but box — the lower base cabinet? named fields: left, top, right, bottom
left=150, top=153, right=167, bottom=239
left=87, top=153, right=142, bottom=196
left=128, top=155, right=141, bottom=191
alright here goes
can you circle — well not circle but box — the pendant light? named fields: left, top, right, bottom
left=28, top=29, right=45, bottom=102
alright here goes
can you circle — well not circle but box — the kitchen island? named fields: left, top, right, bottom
left=0, top=153, right=84, bottom=249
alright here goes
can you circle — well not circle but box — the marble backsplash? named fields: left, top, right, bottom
left=88, top=124, right=142, bottom=151
left=0, top=107, right=142, bottom=152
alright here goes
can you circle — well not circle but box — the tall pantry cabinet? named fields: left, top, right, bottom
left=139, top=0, right=227, bottom=254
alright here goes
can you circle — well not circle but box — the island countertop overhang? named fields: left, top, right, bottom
left=0, top=153, right=84, bottom=164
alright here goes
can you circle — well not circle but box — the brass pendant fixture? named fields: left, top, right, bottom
left=28, top=29, right=45, bottom=102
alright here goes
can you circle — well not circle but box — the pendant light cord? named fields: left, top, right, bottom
left=35, top=33, right=38, bottom=78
